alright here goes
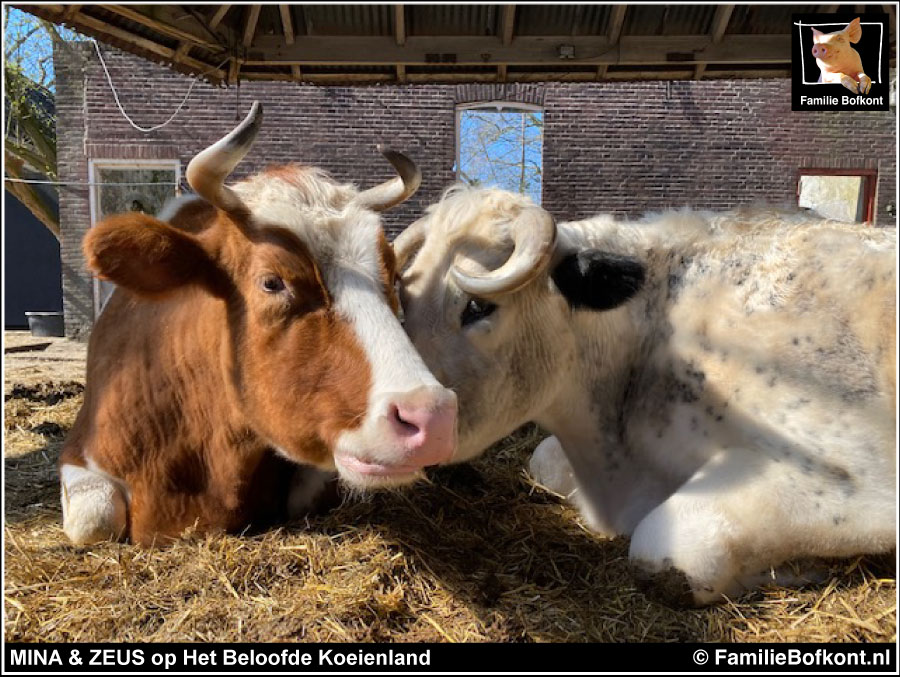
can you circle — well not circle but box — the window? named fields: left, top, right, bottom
left=456, top=103, right=543, bottom=203
left=797, top=169, right=877, bottom=224
left=88, top=160, right=181, bottom=316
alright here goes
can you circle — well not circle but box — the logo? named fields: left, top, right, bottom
left=792, top=13, right=890, bottom=111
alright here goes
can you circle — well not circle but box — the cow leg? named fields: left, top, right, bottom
left=528, top=436, right=576, bottom=497
left=60, top=460, right=128, bottom=545
left=628, top=447, right=893, bottom=606
left=628, top=450, right=774, bottom=606
left=529, top=436, right=627, bottom=539
left=286, top=467, right=340, bottom=519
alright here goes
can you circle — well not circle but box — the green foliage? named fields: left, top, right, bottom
left=3, top=7, right=77, bottom=238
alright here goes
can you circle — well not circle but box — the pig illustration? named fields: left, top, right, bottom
left=811, top=17, right=872, bottom=94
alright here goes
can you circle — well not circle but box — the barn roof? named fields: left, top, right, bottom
left=16, top=3, right=897, bottom=86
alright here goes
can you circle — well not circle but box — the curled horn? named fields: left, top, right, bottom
left=354, top=145, right=422, bottom=212
left=452, top=207, right=557, bottom=297
left=185, top=101, right=263, bottom=213
left=393, top=216, right=430, bottom=271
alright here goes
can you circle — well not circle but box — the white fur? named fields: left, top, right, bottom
left=60, top=463, right=127, bottom=545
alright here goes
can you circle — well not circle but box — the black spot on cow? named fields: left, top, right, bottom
left=823, top=464, right=852, bottom=484
left=552, top=250, right=646, bottom=311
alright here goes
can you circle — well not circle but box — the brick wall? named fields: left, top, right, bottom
left=540, top=79, right=896, bottom=222
left=55, top=45, right=896, bottom=337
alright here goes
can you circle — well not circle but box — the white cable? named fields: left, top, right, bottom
left=92, top=39, right=229, bottom=133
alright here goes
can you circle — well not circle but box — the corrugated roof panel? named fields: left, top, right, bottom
left=517, top=5, right=586, bottom=36
left=82, top=6, right=180, bottom=50
left=726, top=6, right=799, bottom=35
left=408, top=5, right=498, bottom=36
left=624, top=5, right=715, bottom=36
left=299, top=5, right=393, bottom=36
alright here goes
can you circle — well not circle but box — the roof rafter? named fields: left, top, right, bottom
left=695, top=5, right=734, bottom=79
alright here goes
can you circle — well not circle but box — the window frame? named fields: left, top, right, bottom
left=87, top=158, right=182, bottom=318
left=796, top=168, right=877, bottom=224
left=455, top=101, right=544, bottom=201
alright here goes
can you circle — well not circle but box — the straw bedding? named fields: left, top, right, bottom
left=4, top=376, right=895, bottom=643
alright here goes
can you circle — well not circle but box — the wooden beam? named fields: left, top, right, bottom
left=69, top=11, right=226, bottom=80
left=819, top=5, right=840, bottom=12
left=209, top=5, right=231, bottom=31
left=63, top=5, right=81, bottom=21
left=228, top=58, right=241, bottom=85
left=498, top=63, right=508, bottom=81
left=396, top=64, right=406, bottom=83
left=98, top=5, right=219, bottom=50
left=500, top=5, right=516, bottom=46
left=279, top=5, right=294, bottom=46
left=696, top=5, right=733, bottom=79
left=252, top=34, right=792, bottom=67
left=608, top=5, right=627, bottom=43
left=710, top=5, right=734, bottom=43
left=236, top=68, right=792, bottom=85
left=394, top=5, right=406, bottom=46
left=173, top=41, right=192, bottom=64
left=291, top=64, right=302, bottom=81
left=597, top=64, right=608, bottom=80
left=243, top=5, right=261, bottom=48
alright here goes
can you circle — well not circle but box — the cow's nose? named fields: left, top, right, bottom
left=387, top=387, right=457, bottom=467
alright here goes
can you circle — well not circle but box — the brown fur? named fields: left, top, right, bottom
left=64, top=201, right=373, bottom=545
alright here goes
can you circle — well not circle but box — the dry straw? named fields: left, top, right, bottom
left=4, top=381, right=896, bottom=643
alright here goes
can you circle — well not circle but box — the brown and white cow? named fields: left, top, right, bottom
left=59, top=102, right=457, bottom=546
left=396, top=186, right=896, bottom=605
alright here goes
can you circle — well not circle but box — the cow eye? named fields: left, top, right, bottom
left=260, top=274, right=285, bottom=293
left=461, top=297, right=497, bottom=327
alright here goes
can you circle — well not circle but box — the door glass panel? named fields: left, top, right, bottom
left=798, top=174, right=866, bottom=223
left=93, top=166, right=178, bottom=314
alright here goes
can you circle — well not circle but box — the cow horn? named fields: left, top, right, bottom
left=186, top=101, right=262, bottom=213
left=355, top=145, right=422, bottom=212
left=393, top=216, right=430, bottom=270
left=452, top=207, right=557, bottom=297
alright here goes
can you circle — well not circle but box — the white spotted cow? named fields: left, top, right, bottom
left=395, top=186, right=896, bottom=605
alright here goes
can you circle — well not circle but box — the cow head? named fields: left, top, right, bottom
left=396, top=187, right=644, bottom=461
left=84, top=102, right=457, bottom=488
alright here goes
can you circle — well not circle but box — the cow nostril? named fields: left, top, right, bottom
left=390, top=404, right=421, bottom=435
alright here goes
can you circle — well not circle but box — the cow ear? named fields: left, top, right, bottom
left=84, top=212, right=220, bottom=297
left=551, top=250, right=646, bottom=311
left=845, top=17, right=862, bottom=43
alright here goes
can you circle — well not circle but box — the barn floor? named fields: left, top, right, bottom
left=3, top=331, right=896, bottom=643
